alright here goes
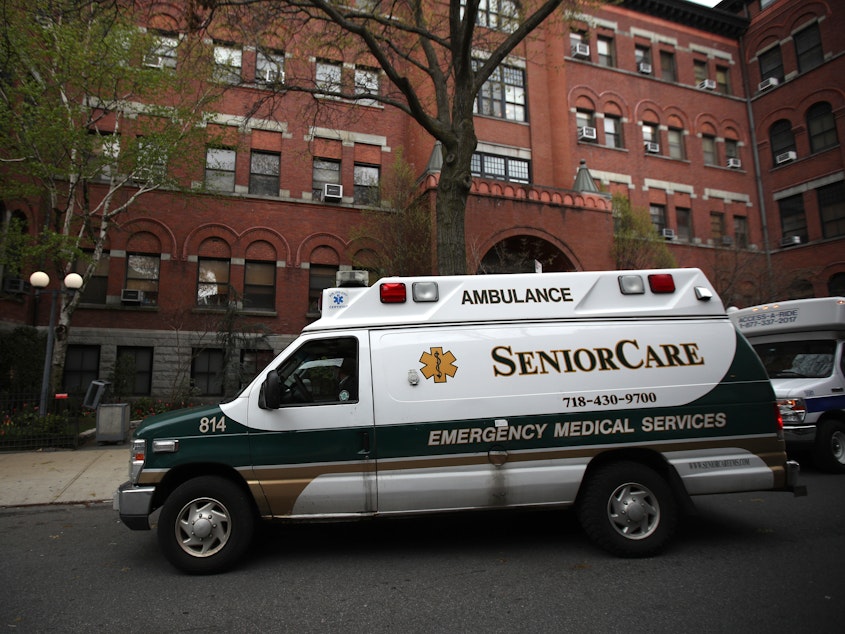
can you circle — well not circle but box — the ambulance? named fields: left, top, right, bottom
left=729, top=297, right=845, bottom=473
left=115, top=269, right=803, bottom=574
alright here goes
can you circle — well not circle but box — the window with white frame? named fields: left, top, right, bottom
left=668, top=127, right=685, bottom=160
left=197, top=258, right=230, bottom=306
left=205, top=148, right=236, bottom=192
left=604, top=116, right=623, bottom=149
left=125, top=253, right=160, bottom=305
left=312, top=158, right=341, bottom=200
left=464, top=0, right=520, bottom=33
left=597, top=36, right=615, bottom=67
left=213, top=43, right=242, bottom=83
left=471, top=152, right=530, bottom=184
left=144, top=32, right=178, bottom=69
left=474, top=61, right=526, bottom=122
left=316, top=60, right=342, bottom=95
left=649, top=204, right=666, bottom=232
left=256, top=50, right=284, bottom=84
left=702, top=135, right=717, bottom=165
left=354, top=66, right=380, bottom=106
left=249, top=151, right=280, bottom=196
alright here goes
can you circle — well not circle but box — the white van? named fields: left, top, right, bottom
left=729, top=297, right=845, bottom=473
left=116, top=269, right=803, bottom=573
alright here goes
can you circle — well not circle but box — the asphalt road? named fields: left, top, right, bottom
left=1, top=467, right=842, bottom=633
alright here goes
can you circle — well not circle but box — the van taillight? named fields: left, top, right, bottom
left=648, top=274, right=675, bottom=293
left=775, top=404, right=784, bottom=430
left=380, top=282, right=407, bottom=303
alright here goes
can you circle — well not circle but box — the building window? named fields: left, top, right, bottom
left=642, top=122, right=659, bottom=149
left=249, top=151, right=280, bottom=196
left=659, top=50, right=676, bottom=82
left=604, top=116, right=623, bottom=149
left=769, top=120, right=796, bottom=162
left=312, top=158, right=341, bottom=200
left=115, top=346, right=153, bottom=396
left=668, top=128, right=685, bottom=160
left=471, top=152, right=530, bottom=184
left=240, top=349, right=275, bottom=388
left=354, top=66, right=380, bottom=107
left=316, top=60, right=342, bottom=95
left=474, top=61, right=526, bottom=122
left=725, top=139, right=739, bottom=161
left=90, top=132, right=120, bottom=181
left=63, top=345, right=100, bottom=393
left=570, top=31, right=589, bottom=58
left=255, top=50, right=284, bottom=84
left=818, top=181, right=845, bottom=239
left=778, top=194, right=807, bottom=243
left=807, top=102, right=838, bottom=153
left=125, top=254, right=160, bottom=305
left=213, top=43, right=242, bottom=84
left=576, top=109, right=595, bottom=135
left=597, top=36, right=615, bottom=67
left=469, top=0, right=519, bottom=32
left=715, top=66, right=731, bottom=94
left=354, top=164, right=380, bottom=205
left=649, top=204, right=666, bottom=232
left=710, top=212, right=725, bottom=242
left=702, top=135, right=717, bottom=165
left=74, top=252, right=108, bottom=304
left=734, top=216, right=748, bottom=248
left=309, top=264, right=338, bottom=315
left=794, top=22, right=823, bottom=74
left=635, top=46, right=651, bottom=72
left=676, top=208, right=691, bottom=241
left=205, top=148, right=236, bottom=192
left=244, top=261, right=275, bottom=311
left=759, top=46, right=784, bottom=83
left=144, top=32, right=178, bottom=69
left=192, top=348, right=224, bottom=396
left=197, top=258, right=230, bottom=306
left=694, top=60, right=708, bottom=84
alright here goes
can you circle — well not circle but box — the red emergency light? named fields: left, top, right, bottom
left=648, top=274, right=675, bottom=294
left=380, top=282, right=407, bottom=303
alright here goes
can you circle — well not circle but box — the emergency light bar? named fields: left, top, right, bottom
left=617, top=274, right=676, bottom=295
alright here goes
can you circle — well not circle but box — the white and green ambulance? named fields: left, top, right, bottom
left=116, top=269, right=804, bottom=573
left=729, top=297, right=845, bottom=473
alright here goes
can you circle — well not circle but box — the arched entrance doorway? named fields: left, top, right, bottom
left=477, top=235, right=574, bottom=274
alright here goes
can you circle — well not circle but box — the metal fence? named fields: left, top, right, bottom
left=0, top=392, right=86, bottom=451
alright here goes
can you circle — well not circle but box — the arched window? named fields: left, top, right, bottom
left=769, top=119, right=795, bottom=162
left=807, top=102, right=838, bottom=153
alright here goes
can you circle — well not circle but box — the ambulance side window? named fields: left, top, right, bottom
left=274, top=337, right=358, bottom=405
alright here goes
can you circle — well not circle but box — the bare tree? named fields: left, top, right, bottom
left=611, top=194, right=676, bottom=270
left=201, top=0, right=591, bottom=274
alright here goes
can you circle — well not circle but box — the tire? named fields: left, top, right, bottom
left=813, top=420, right=845, bottom=474
left=576, top=461, right=677, bottom=558
left=157, top=476, right=255, bottom=574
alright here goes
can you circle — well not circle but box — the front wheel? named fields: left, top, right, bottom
left=158, top=476, right=255, bottom=574
left=576, top=461, right=677, bottom=558
left=813, top=420, right=845, bottom=474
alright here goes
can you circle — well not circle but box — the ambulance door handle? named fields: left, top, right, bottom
left=833, top=387, right=843, bottom=393
left=360, top=431, right=371, bottom=455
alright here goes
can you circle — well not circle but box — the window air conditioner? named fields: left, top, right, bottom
left=775, top=150, right=797, bottom=165
left=780, top=235, right=802, bottom=247
left=661, top=228, right=676, bottom=240
left=697, top=79, right=717, bottom=90
left=727, top=158, right=741, bottom=169
left=638, top=62, right=652, bottom=74
left=758, top=77, right=779, bottom=92
left=644, top=141, right=660, bottom=154
left=578, top=126, right=597, bottom=141
left=3, top=278, right=27, bottom=294
left=571, top=43, right=590, bottom=59
left=121, top=289, right=144, bottom=303
left=323, top=183, right=343, bottom=201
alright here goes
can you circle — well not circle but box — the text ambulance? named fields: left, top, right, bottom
left=116, top=269, right=803, bottom=574
left=729, top=297, right=845, bottom=473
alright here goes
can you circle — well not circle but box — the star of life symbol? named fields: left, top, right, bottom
left=327, top=290, right=348, bottom=309
left=419, top=347, right=458, bottom=383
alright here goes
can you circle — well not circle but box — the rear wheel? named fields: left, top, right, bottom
left=813, top=420, right=845, bottom=474
left=577, top=461, right=677, bottom=558
left=157, top=476, right=255, bottom=574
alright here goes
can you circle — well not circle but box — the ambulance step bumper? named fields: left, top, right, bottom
left=786, top=460, right=807, bottom=497
left=114, top=481, right=156, bottom=530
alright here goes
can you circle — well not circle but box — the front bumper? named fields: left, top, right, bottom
left=784, top=425, right=817, bottom=448
left=114, top=481, right=156, bottom=530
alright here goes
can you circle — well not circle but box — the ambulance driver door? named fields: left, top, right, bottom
left=249, top=333, right=376, bottom=518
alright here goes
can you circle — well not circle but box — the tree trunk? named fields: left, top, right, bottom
left=435, top=126, right=476, bottom=276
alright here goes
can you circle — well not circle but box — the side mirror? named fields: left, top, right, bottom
left=260, top=371, right=282, bottom=409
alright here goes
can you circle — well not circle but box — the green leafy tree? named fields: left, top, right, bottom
left=203, top=0, right=591, bottom=275
left=0, top=0, right=223, bottom=391
left=611, top=194, right=676, bottom=270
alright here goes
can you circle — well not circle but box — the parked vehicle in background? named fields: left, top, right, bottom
left=730, top=297, right=845, bottom=473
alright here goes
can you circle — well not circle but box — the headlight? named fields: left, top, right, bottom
left=129, top=439, right=146, bottom=484
left=777, top=398, right=806, bottom=424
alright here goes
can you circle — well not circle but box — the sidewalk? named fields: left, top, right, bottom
left=0, top=441, right=128, bottom=507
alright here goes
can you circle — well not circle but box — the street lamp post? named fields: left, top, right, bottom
left=29, top=271, right=83, bottom=417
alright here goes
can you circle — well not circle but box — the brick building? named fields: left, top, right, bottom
left=1, top=0, right=842, bottom=402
